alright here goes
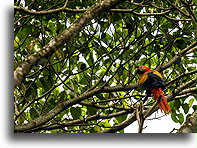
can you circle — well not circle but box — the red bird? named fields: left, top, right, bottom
left=135, top=65, right=172, bottom=114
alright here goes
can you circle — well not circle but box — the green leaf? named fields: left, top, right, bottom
left=103, top=58, right=111, bottom=67
left=29, top=108, right=39, bottom=119
left=173, top=100, right=181, bottom=109
left=86, top=106, right=97, bottom=116
left=116, top=114, right=127, bottom=123
left=56, top=114, right=63, bottom=121
left=95, top=94, right=105, bottom=100
left=59, top=91, right=68, bottom=101
left=188, top=98, right=194, bottom=108
left=182, top=104, right=189, bottom=114
left=113, top=118, right=119, bottom=125
left=94, top=126, right=102, bottom=132
left=171, top=112, right=179, bottom=123
left=174, top=38, right=187, bottom=49
left=49, top=98, right=56, bottom=105
left=25, top=87, right=32, bottom=98
left=119, top=129, right=124, bottom=133
left=70, top=107, right=82, bottom=120
left=39, top=77, right=48, bottom=91
left=177, top=113, right=184, bottom=125
left=79, top=75, right=89, bottom=85
left=117, top=66, right=124, bottom=78
left=14, top=0, right=196, bottom=133
left=89, top=127, right=96, bottom=133
left=192, top=105, right=197, bottom=111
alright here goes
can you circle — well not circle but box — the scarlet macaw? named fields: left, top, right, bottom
left=135, top=65, right=172, bottom=114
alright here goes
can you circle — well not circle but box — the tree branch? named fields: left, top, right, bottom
left=99, top=112, right=137, bottom=133
left=14, top=41, right=196, bottom=132
left=165, top=70, right=197, bottom=86
left=14, top=83, right=137, bottom=132
left=14, top=6, right=172, bottom=16
left=14, top=6, right=87, bottom=15
left=156, top=41, right=196, bottom=72
left=177, top=111, right=197, bottom=133
left=24, top=109, right=133, bottom=132
left=99, top=78, right=196, bottom=133
left=14, top=0, right=126, bottom=88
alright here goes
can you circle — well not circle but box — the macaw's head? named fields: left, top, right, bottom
left=135, top=65, right=151, bottom=74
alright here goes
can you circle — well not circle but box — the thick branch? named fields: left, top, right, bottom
left=156, top=41, right=196, bottom=72
left=165, top=70, right=197, bottom=86
left=14, top=0, right=126, bottom=88
left=26, top=109, right=132, bottom=132
left=14, top=6, right=172, bottom=16
left=14, top=83, right=137, bottom=132
left=167, top=77, right=196, bottom=101
left=14, top=42, right=196, bottom=132
left=178, top=87, right=197, bottom=95
left=100, top=78, right=196, bottom=133
left=176, top=111, right=197, bottom=133
left=14, top=6, right=86, bottom=15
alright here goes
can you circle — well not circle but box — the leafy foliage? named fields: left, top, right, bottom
left=14, top=0, right=196, bottom=133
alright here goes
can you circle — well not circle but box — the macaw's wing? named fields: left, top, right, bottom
left=147, top=70, right=165, bottom=88
left=138, top=70, right=165, bottom=91
left=138, top=73, right=149, bottom=85
left=151, top=70, right=163, bottom=78
left=138, top=73, right=151, bottom=91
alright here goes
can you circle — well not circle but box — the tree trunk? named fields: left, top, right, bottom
left=177, top=111, right=197, bottom=133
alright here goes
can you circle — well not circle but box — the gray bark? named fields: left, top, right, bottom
left=14, top=0, right=126, bottom=88
left=177, top=111, right=197, bottom=133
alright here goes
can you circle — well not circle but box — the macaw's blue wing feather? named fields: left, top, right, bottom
left=147, top=71, right=165, bottom=88
left=138, top=70, right=165, bottom=91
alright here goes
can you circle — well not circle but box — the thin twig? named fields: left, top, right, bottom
left=144, top=95, right=162, bottom=118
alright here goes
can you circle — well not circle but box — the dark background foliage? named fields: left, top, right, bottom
left=14, top=0, right=196, bottom=133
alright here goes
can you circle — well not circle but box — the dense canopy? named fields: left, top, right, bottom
left=14, top=0, right=196, bottom=133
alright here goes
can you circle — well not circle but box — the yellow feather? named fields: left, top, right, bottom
left=152, top=70, right=163, bottom=78
left=138, top=73, right=149, bottom=85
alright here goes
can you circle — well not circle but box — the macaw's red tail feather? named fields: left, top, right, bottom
left=151, top=88, right=172, bottom=114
